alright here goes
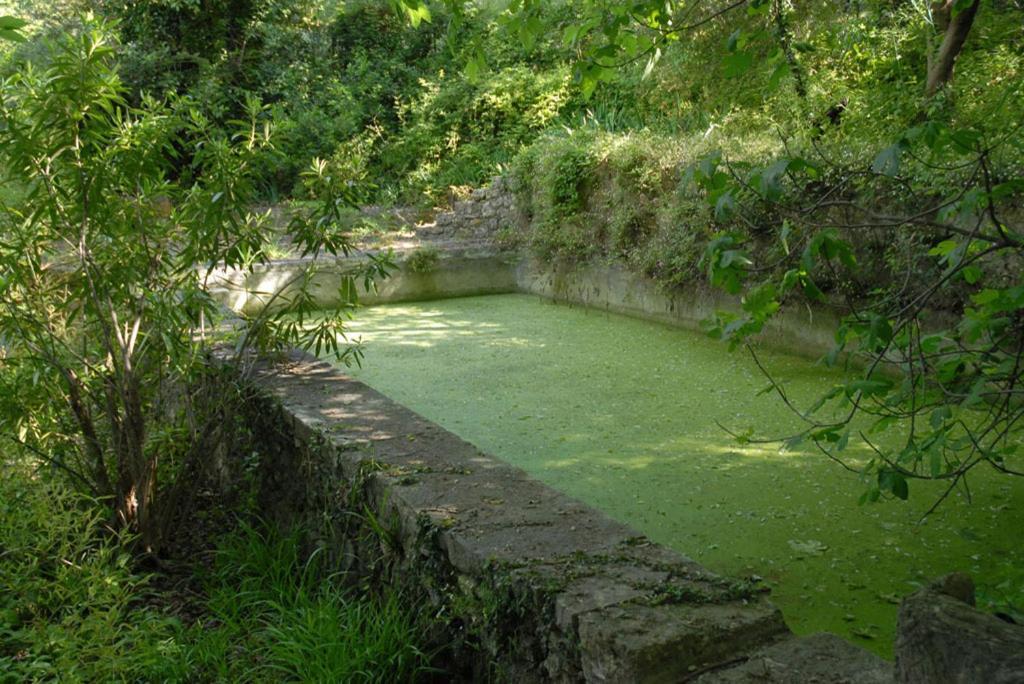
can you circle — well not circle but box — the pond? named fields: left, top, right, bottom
left=335, top=293, right=1023, bottom=657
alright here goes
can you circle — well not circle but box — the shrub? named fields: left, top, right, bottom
left=405, top=246, right=440, bottom=274
left=0, top=18, right=384, bottom=552
left=380, top=64, right=576, bottom=204
left=0, top=458, right=183, bottom=682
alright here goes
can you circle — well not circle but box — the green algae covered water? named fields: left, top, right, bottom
left=335, top=294, right=1023, bottom=657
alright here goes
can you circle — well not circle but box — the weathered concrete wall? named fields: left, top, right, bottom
left=242, top=352, right=892, bottom=682
left=211, top=249, right=842, bottom=359
left=210, top=248, right=518, bottom=316
left=514, top=258, right=842, bottom=360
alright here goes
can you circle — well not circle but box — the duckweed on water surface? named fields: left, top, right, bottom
left=334, top=294, right=1023, bottom=658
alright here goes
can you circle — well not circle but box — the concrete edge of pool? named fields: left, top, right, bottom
left=242, top=350, right=893, bottom=682
left=209, top=246, right=845, bottom=360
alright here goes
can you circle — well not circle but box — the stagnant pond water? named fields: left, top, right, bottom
left=333, top=293, right=1022, bottom=657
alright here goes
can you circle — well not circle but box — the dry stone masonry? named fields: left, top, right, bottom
left=418, top=176, right=519, bottom=241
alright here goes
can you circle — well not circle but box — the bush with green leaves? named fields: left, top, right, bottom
left=510, top=129, right=601, bottom=261
left=376, top=62, right=577, bottom=203
left=0, top=458, right=184, bottom=681
left=0, top=18, right=386, bottom=552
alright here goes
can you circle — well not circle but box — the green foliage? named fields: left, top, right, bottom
left=381, top=63, right=576, bottom=203
left=405, top=246, right=440, bottom=274
left=510, top=128, right=725, bottom=274
left=0, top=18, right=382, bottom=549
left=512, top=130, right=600, bottom=261
left=0, top=454, right=431, bottom=682
left=180, top=523, right=431, bottom=682
left=86, top=0, right=584, bottom=202
left=0, top=459, right=183, bottom=681
left=0, top=16, right=27, bottom=43
left=690, top=130, right=1023, bottom=505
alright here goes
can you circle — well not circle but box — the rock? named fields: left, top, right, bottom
left=419, top=176, right=520, bottom=242
left=695, top=633, right=893, bottom=684
left=895, top=573, right=1024, bottom=684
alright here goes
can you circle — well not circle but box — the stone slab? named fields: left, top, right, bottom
left=695, top=633, right=894, bottom=683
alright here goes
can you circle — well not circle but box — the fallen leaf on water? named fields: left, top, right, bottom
left=788, top=539, right=828, bottom=556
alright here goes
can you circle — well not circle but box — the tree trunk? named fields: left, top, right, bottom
left=111, top=373, right=160, bottom=553
left=926, top=0, right=981, bottom=96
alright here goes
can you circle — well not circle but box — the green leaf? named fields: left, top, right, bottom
left=891, top=474, right=909, bottom=500
left=929, top=406, right=952, bottom=429
left=802, top=278, right=823, bottom=301
left=846, top=378, right=894, bottom=398
left=961, top=265, right=982, bottom=284
left=0, top=27, right=26, bottom=42
left=726, top=29, right=742, bottom=52
left=465, top=48, right=487, bottom=82
left=784, top=434, right=805, bottom=451
left=0, top=16, right=27, bottom=30
left=514, top=14, right=545, bottom=51
left=742, top=282, right=779, bottom=320
left=871, top=143, right=903, bottom=177
left=878, top=469, right=909, bottom=500
left=929, top=450, right=943, bottom=478
left=714, top=191, right=736, bottom=219
left=642, top=47, right=662, bottom=80
left=928, top=240, right=958, bottom=258
left=400, top=0, right=431, bottom=27
left=951, top=0, right=975, bottom=16
left=767, top=61, right=789, bottom=91
left=949, top=128, right=981, bottom=153
left=779, top=220, right=792, bottom=255
left=990, top=179, right=1024, bottom=201
left=723, top=51, right=753, bottom=78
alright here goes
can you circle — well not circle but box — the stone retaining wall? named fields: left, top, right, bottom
left=210, top=175, right=845, bottom=359
left=418, top=176, right=519, bottom=240
left=209, top=247, right=518, bottom=316
left=243, top=352, right=892, bottom=682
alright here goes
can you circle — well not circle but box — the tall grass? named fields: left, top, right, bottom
left=181, top=523, right=433, bottom=682
left=0, top=453, right=433, bottom=683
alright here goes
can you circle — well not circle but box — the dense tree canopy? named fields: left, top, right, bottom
left=1, top=0, right=1021, bottom=532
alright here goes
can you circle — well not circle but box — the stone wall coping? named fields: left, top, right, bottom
left=251, top=351, right=892, bottom=682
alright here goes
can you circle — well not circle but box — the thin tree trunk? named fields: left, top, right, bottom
left=926, top=0, right=981, bottom=96
left=63, top=368, right=114, bottom=495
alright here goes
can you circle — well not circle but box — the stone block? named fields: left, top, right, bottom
left=695, top=633, right=893, bottom=683
left=895, top=573, right=1024, bottom=684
